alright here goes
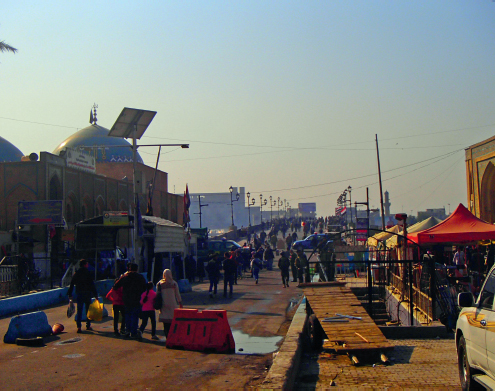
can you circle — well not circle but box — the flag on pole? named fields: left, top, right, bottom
left=185, top=184, right=191, bottom=210
left=90, top=110, right=94, bottom=124
left=183, top=184, right=191, bottom=225
left=136, top=196, right=143, bottom=237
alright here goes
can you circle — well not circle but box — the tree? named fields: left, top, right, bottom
left=0, top=40, right=17, bottom=54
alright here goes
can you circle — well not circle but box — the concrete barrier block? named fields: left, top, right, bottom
left=3, top=311, right=53, bottom=344
left=178, top=279, right=192, bottom=293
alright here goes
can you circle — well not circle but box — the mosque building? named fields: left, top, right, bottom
left=0, top=107, right=184, bottom=280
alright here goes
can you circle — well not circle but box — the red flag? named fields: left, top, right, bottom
left=185, top=184, right=191, bottom=209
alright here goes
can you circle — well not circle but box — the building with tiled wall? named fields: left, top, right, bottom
left=465, top=135, right=495, bottom=223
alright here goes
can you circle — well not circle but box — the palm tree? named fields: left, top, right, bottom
left=0, top=40, right=17, bottom=54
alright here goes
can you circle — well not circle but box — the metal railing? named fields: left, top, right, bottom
left=389, top=269, right=433, bottom=321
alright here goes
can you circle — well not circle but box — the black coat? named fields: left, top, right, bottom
left=114, top=271, right=147, bottom=307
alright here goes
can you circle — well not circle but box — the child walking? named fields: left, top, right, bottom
left=139, top=281, right=158, bottom=340
left=106, top=282, right=126, bottom=337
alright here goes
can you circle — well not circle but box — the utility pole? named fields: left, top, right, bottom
left=194, top=195, right=208, bottom=228
left=375, top=134, right=386, bottom=230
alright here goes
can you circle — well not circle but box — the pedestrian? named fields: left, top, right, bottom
left=206, top=253, right=220, bottom=298
left=196, top=255, right=206, bottom=283
left=296, top=250, right=308, bottom=285
left=453, top=246, right=467, bottom=276
left=106, top=281, right=126, bottom=336
left=156, top=269, right=183, bottom=339
left=223, top=251, right=236, bottom=298
left=270, top=233, right=277, bottom=250
left=264, top=245, right=275, bottom=271
left=185, top=254, right=196, bottom=283
left=139, top=281, right=158, bottom=340
left=278, top=251, right=290, bottom=288
left=289, top=249, right=298, bottom=282
left=114, top=263, right=147, bottom=340
left=251, top=253, right=263, bottom=284
left=292, top=231, right=298, bottom=243
left=285, top=234, right=293, bottom=251
left=68, top=259, right=99, bottom=334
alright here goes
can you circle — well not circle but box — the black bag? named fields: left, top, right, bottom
left=153, top=283, right=163, bottom=310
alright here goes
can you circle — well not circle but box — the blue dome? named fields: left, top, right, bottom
left=0, top=136, right=24, bottom=162
left=53, top=124, right=143, bottom=164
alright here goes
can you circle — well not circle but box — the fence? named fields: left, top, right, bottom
left=388, top=269, right=433, bottom=321
left=0, top=265, right=19, bottom=297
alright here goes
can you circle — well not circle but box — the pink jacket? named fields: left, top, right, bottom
left=106, top=286, right=124, bottom=306
left=140, top=289, right=157, bottom=312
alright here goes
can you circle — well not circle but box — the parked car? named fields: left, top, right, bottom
left=292, top=234, right=332, bottom=251
left=456, top=264, right=495, bottom=390
left=207, top=240, right=251, bottom=257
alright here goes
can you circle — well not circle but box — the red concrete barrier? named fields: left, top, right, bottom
left=166, top=308, right=235, bottom=353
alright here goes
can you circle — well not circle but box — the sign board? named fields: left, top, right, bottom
left=298, top=203, right=316, bottom=213
left=18, top=200, right=64, bottom=225
left=66, top=148, right=96, bottom=174
left=103, top=211, right=129, bottom=226
left=61, top=229, right=75, bottom=242
left=356, top=217, right=369, bottom=242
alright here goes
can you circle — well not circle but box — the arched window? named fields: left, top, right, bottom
left=480, top=162, right=495, bottom=223
left=109, top=199, right=117, bottom=212
left=95, top=196, right=105, bottom=217
left=65, top=192, right=78, bottom=224
left=49, top=175, right=62, bottom=200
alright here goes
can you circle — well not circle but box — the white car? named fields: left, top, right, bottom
left=456, top=266, right=495, bottom=390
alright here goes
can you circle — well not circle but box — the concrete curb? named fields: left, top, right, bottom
left=261, top=298, right=307, bottom=390
left=0, top=277, right=126, bottom=319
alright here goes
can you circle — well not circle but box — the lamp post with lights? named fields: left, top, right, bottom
left=229, top=186, right=240, bottom=227
left=247, top=192, right=255, bottom=227
left=259, top=194, right=267, bottom=224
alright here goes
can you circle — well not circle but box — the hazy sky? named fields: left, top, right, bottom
left=2, top=1, right=495, bottom=217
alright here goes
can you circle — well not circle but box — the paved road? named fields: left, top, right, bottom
left=296, top=337, right=460, bottom=389
left=0, top=267, right=303, bottom=389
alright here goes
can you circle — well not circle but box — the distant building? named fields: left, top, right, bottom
left=189, top=187, right=250, bottom=231
left=417, top=208, right=447, bottom=222
left=465, top=136, right=495, bottom=223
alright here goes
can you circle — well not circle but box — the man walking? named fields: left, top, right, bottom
left=289, top=249, right=298, bottom=282
left=114, top=263, right=147, bottom=340
left=206, top=253, right=220, bottom=298
left=68, top=259, right=99, bottom=334
left=278, top=251, right=291, bottom=288
left=223, top=251, right=237, bottom=298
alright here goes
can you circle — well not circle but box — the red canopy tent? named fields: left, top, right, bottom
left=408, top=203, right=495, bottom=245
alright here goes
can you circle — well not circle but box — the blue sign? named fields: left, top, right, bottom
left=18, top=201, right=64, bottom=225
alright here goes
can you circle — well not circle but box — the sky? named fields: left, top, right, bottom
left=2, top=0, right=495, bottom=218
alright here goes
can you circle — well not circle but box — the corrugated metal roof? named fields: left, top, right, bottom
left=142, top=216, right=183, bottom=228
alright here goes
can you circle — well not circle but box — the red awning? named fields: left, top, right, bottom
left=408, top=203, right=495, bottom=245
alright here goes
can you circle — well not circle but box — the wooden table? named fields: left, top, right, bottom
left=303, top=282, right=393, bottom=354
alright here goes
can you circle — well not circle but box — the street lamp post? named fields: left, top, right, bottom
left=259, top=194, right=267, bottom=224
left=247, top=192, right=255, bottom=226
left=278, top=198, right=283, bottom=219
left=347, top=186, right=353, bottom=228
left=269, top=196, right=276, bottom=224
left=229, top=186, right=240, bottom=227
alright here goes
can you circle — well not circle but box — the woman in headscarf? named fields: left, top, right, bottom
left=156, top=269, right=183, bottom=338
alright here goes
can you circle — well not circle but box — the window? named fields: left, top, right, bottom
left=479, top=269, right=495, bottom=309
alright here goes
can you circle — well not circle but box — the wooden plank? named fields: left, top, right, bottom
left=303, top=283, right=393, bottom=353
